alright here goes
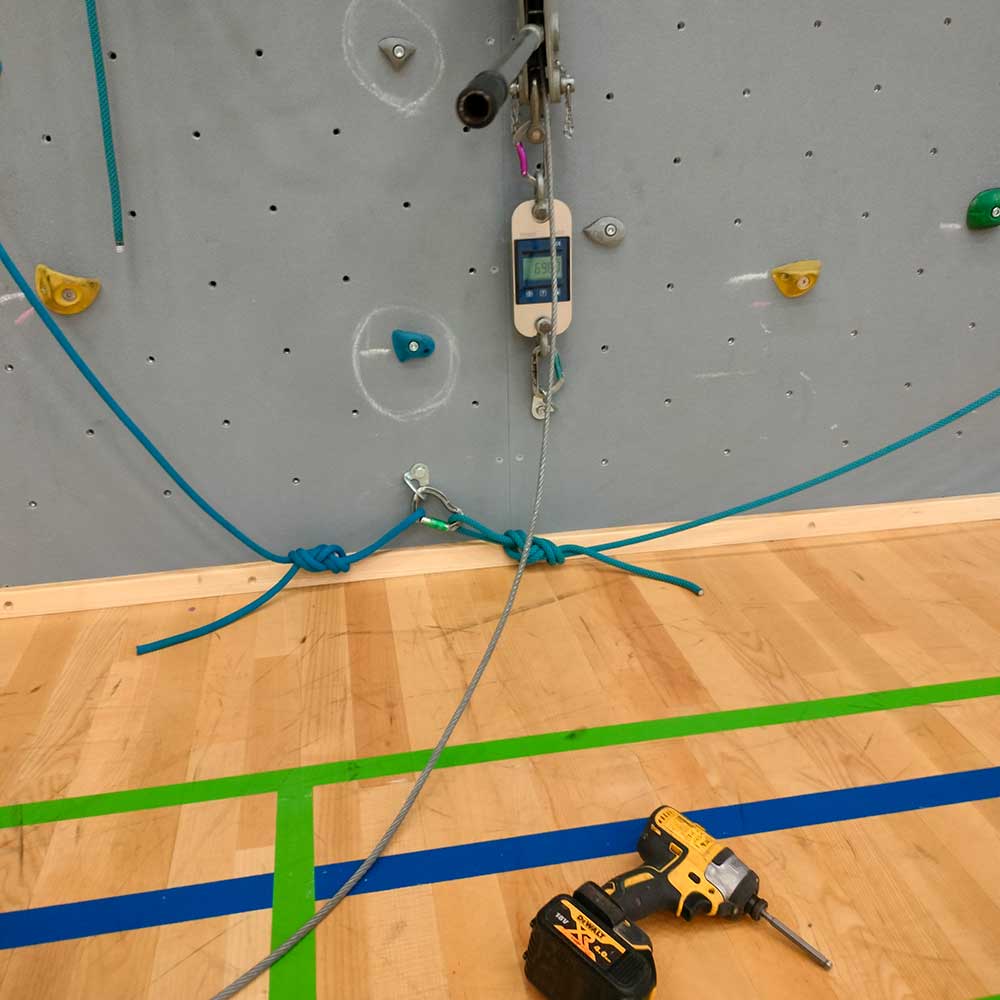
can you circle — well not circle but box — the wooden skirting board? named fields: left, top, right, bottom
left=3, top=492, right=999, bottom=621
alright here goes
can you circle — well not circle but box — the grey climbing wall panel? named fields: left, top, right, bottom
left=2, top=0, right=999, bottom=587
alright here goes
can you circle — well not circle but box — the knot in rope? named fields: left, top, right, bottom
left=288, top=544, right=351, bottom=574
left=501, top=529, right=566, bottom=566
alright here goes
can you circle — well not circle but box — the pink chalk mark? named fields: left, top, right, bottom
left=750, top=300, right=772, bottom=309
left=15, top=307, right=35, bottom=325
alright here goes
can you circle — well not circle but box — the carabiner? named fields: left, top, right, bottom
left=411, top=485, right=463, bottom=532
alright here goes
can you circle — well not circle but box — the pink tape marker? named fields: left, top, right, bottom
left=516, top=142, right=528, bottom=177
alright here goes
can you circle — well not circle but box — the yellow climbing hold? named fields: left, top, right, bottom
left=34, top=264, right=101, bottom=315
left=771, top=259, right=822, bottom=299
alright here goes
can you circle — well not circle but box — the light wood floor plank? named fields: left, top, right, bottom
left=3, top=522, right=1000, bottom=998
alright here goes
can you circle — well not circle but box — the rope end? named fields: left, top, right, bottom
left=115, top=243, right=126, bottom=254
left=696, top=589, right=705, bottom=597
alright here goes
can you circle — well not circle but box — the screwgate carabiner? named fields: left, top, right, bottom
left=411, top=485, right=463, bottom=532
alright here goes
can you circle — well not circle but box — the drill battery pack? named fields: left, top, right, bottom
left=524, top=882, right=657, bottom=1000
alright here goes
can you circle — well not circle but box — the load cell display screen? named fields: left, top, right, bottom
left=521, top=255, right=564, bottom=282
left=515, top=236, right=570, bottom=305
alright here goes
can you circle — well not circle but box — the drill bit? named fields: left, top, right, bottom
left=760, top=908, right=833, bottom=970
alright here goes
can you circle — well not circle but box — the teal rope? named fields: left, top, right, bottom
left=590, top=385, right=1000, bottom=555
left=454, top=383, right=1000, bottom=592
left=452, top=516, right=704, bottom=595
left=84, top=0, right=124, bottom=248
left=0, top=239, right=424, bottom=653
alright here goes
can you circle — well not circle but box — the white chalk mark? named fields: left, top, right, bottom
left=0, top=292, right=26, bottom=306
left=695, top=369, right=758, bottom=379
left=351, top=305, right=458, bottom=422
left=799, top=371, right=813, bottom=382
left=342, top=0, right=444, bottom=116
left=759, top=320, right=772, bottom=336
left=360, top=347, right=393, bottom=357
left=727, top=272, right=769, bottom=286
left=939, top=222, right=962, bottom=230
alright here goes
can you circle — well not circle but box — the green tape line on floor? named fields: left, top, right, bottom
left=2, top=675, right=998, bottom=830
left=269, top=781, right=317, bottom=1000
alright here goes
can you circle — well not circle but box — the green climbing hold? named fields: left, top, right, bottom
left=966, top=188, right=1000, bottom=229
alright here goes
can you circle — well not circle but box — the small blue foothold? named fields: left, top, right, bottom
left=392, top=329, right=435, bottom=362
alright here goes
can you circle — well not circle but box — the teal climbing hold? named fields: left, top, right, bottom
left=392, top=329, right=435, bottom=362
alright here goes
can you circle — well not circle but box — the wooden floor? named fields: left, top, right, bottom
left=2, top=522, right=1000, bottom=998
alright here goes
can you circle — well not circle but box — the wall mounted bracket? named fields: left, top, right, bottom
left=378, top=37, right=415, bottom=70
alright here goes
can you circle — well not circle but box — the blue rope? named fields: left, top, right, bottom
left=0, top=239, right=424, bottom=653
left=454, top=383, right=1000, bottom=593
left=84, top=0, right=124, bottom=248
left=452, top=516, right=704, bottom=595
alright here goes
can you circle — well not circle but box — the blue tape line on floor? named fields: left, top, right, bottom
left=0, top=873, right=273, bottom=950
left=3, top=766, right=998, bottom=950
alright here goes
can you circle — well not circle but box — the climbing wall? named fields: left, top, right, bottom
left=2, top=0, right=1000, bottom=586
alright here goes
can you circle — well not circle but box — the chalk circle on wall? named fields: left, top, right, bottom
left=351, top=304, right=459, bottom=422
left=342, top=0, right=445, bottom=116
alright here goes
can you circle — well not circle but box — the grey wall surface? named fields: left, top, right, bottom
left=2, top=0, right=999, bottom=586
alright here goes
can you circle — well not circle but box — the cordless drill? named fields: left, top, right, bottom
left=524, top=805, right=832, bottom=1000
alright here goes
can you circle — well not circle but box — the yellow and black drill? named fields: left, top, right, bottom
left=524, top=805, right=832, bottom=1000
